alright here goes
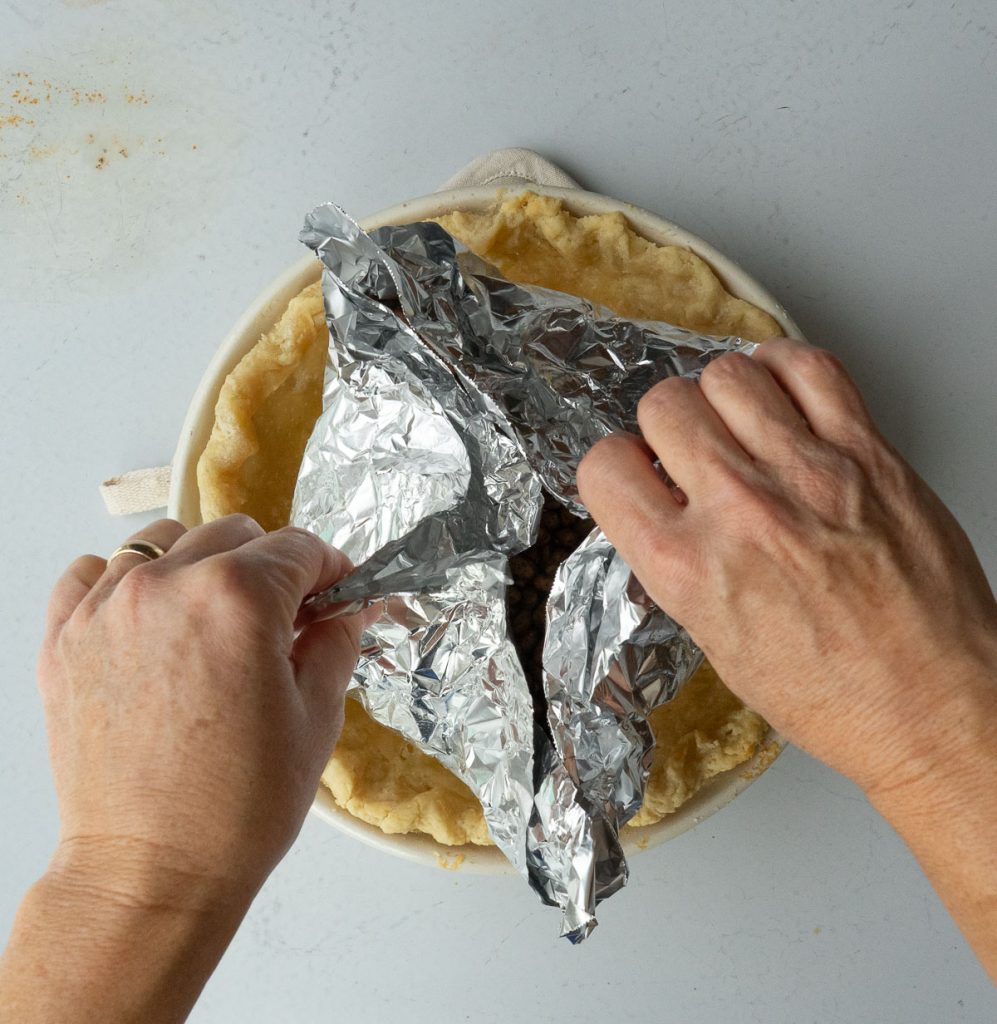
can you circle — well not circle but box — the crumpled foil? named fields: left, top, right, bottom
left=293, top=204, right=755, bottom=941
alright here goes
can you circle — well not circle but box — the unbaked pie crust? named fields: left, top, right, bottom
left=197, top=193, right=777, bottom=845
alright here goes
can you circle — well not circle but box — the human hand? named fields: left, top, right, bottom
left=578, top=338, right=997, bottom=796
left=37, top=515, right=361, bottom=913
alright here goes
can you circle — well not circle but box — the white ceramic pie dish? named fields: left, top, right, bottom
left=169, top=179, right=799, bottom=874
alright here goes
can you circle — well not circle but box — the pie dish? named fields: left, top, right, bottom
left=170, top=182, right=799, bottom=871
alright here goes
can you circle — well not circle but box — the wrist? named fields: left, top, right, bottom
left=854, top=638, right=997, bottom=985
left=1, top=847, right=254, bottom=1024
left=860, top=641, right=997, bottom=829
left=47, top=833, right=257, bottom=924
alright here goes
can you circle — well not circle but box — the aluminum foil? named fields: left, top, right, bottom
left=293, top=204, right=755, bottom=941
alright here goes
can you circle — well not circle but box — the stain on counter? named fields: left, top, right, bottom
left=1, top=46, right=239, bottom=292
left=0, top=71, right=204, bottom=173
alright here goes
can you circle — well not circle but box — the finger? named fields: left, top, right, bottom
left=291, top=613, right=362, bottom=752
left=46, top=555, right=107, bottom=635
left=87, top=519, right=188, bottom=600
left=578, top=432, right=687, bottom=565
left=215, top=526, right=354, bottom=624
left=635, top=376, right=754, bottom=496
left=750, top=338, right=875, bottom=447
left=698, top=351, right=819, bottom=463
left=164, top=513, right=266, bottom=565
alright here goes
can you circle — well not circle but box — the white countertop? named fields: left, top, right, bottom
left=2, top=1, right=996, bottom=1020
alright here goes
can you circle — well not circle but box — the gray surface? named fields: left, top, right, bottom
left=1, top=0, right=995, bottom=1020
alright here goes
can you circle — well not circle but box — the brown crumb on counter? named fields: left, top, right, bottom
left=71, top=89, right=106, bottom=105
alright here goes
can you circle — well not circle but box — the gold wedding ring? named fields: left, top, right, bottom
left=107, top=539, right=167, bottom=565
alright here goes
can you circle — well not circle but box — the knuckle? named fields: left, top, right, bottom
left=67, top=553, right=102, bottom=577
left=636, top=377, right=692, bottom=428
left=270, top=526, right=329, bottom=579
left=147, top=516, right=184, bottom=535
left=641, top=526, right=686, bottom=574
left=220, top=513, right=265, bottom=539
left=635, top=388, right=660, bottom=428
left=637, top=530, right=703, bottom=613
left=796, top=346, right=848, bottom=382
left=274, top=525, right=322, bottom=556
left=578, top=435, right=630, bottom=493
left=575, top=445, right=600, bottom=492
left=700, top=351, right=751, bottom=389
left=113, top=563, right=165, bottom=609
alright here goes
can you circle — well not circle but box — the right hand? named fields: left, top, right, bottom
left=578, top=338, right=997, bottom=798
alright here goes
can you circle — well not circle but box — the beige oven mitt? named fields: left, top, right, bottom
left=100, top=148, right=581, bottom=516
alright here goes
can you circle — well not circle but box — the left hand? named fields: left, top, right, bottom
left=37, top=515, right=361, bottom=913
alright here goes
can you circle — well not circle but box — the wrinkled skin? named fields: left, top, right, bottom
left=579, top=338, right=997, bottom=983
left=578, top=338, right=997, bottom=794
left=38, top=516, right=361, bottom=904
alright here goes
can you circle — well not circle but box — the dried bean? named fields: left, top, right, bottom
left=506, top=499, right=593, bottom=700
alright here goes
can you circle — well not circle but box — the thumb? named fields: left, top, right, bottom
left=291, top=612, right=362, bottom=750
left=227, top=526, right=354, bottom=625
left=240, top=525, right=362, bottom=746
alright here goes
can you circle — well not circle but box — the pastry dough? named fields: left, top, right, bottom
left=438, top=192, right=781, bottom=340
left=197, top=193, right=773, bottom=844
left=197, top=282, right=327, bottom=531
left=321, top=699, right=493, bottom=846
